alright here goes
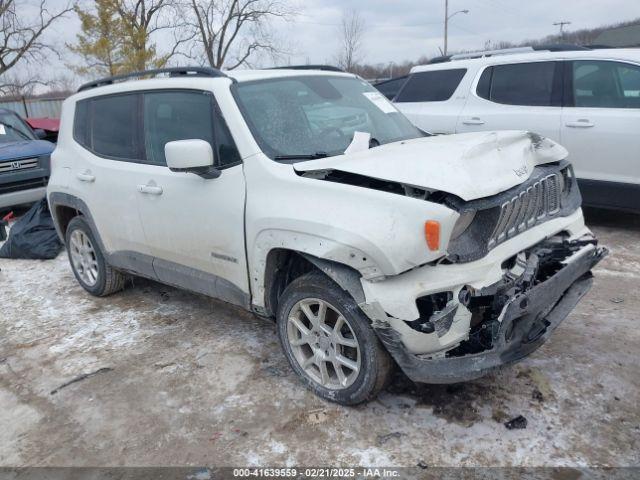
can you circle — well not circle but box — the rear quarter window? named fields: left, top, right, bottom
left=73, top=100, right=90, bottom=148
left=395, top=69, right=467, bottom=103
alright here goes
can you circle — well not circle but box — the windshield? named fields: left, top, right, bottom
left=0, top=112, right=35, bottom=143
left=234, top=75, right=423, bottom=160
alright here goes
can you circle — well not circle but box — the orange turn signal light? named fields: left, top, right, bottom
left=425, top=220, right=440, bottom=251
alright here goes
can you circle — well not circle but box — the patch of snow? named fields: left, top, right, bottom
left=345, top=447, right=394, bottom=467
left=269, top=440, right=287, bottom=455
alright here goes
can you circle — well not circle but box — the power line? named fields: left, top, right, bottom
left=449, top=23, right=480, bottom=36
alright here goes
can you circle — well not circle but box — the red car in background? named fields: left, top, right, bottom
left=25, top=117, right=60, bottom=143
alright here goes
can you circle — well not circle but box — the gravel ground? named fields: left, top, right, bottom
left=0, top=208, right=638, bottom=468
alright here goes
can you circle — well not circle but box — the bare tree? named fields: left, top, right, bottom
left=0, top=0, right=74, bottom=78
left=0, top=72, right=44, bottom=97
left=48, top=73, right=78, bottom=95
left=184, top=0, right=290, bottom=70
left=115, top=0, right=187, bottom=71
left=335, top=9, right=366, bottom=72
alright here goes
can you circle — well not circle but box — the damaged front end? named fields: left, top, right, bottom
left=372, top=236, right=607, bottom=384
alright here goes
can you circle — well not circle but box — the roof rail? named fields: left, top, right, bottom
left=77, top=66, right=228, bottom=92
left=533, top=44, right=591, bottom=52
left=428, top=55, right=453, bottom=64
left=428, top=44, right=592, bottom=64
left=269, top=65, right=344, bottom=72
left=449, top=46, right=536, bottom=61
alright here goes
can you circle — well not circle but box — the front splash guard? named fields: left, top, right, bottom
left=374, top=244, right=607, bottom=384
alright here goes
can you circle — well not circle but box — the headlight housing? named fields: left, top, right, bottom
left=450, top=210, right=476, bottom=240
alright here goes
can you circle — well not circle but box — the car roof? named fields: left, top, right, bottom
left=70, top=67, right=357, bottom=101
left=410, top=48, right=640, bottom=73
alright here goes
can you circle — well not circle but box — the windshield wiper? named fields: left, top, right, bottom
left=274, top=152, right=329, bottom=161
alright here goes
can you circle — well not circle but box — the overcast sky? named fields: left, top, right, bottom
left=279, top=0, right=639, bottom=64
left=16, top=0, right=640, bottom=86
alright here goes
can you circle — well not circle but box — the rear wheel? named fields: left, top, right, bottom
left=65, top=216, right=125, bottom=296
left=277, top=272, right=393, bottom=405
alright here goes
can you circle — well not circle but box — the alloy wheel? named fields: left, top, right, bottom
left=286, top=298, right=361, bottom=390
left=69, top=229, right=99, bottom=287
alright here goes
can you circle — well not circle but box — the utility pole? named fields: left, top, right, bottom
left=553, top=21, right=571, bottom=40
left=444, top=0, right=449, bottom=56
left=443, top=0, right=469, bottom=55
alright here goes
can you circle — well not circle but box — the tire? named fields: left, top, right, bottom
left=65, top=216, right=125, bottom=297
left=277, top=271, right=393, bottom=405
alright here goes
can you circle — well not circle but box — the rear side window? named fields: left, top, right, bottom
left=74, top=94, right=141, bottom=159
left=91, top=94, right=141, bottom=159
left=571, top=60, right=640, bottom=108
left=395, top=69, right=467, bottom=103
left=476, top=62, right=560, bottom=107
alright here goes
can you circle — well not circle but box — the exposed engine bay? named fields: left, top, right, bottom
left=371, top=234, right=607, bottom=384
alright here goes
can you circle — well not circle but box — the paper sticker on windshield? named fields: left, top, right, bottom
left=363, top=91, right=397, bottom=114
left=0, top=125, right=5, bottom=135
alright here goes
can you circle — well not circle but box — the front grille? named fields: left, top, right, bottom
left=0, top=176, right=48, bottom=195
left=488, top=173, right=563, bottom=248
left=0, top=157, right=39, bottom=174
left=445, top=161, right=581, bottom=264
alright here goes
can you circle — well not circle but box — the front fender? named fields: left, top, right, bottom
left=244, top=158, right=460, bottom=310
left=249, top=227, right=386, bottom=310
left=252, top=225, right=391, bottom=280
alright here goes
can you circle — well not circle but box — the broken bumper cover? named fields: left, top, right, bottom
left=373, top=243, right=607, bottom=384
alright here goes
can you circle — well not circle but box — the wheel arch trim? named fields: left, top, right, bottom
left=298, top=253, right=365, bottom=305
left=48, top=192, right=107, bottom=253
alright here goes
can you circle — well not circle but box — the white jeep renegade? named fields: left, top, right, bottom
left=47, top=66, right=606, bottom=405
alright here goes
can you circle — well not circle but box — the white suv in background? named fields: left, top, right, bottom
left=392, top=47, right=640, bottom=212
left=47, top=66, right=605, bottom=404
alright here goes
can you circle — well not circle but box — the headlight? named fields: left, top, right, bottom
left=451, top=211, right=476, bottom=240
left=560, top=167, right=574, bottom=197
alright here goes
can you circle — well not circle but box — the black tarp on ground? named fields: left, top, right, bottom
left=0, top=199, right=63, bottom=259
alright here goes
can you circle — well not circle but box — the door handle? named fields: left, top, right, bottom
left=137, top=184, right=163, bottom=195
left=565, top=119, right=594, bottom=128
left=462, top=117, right=485, bottom=125
left=76, top=172, right=95, bottom=183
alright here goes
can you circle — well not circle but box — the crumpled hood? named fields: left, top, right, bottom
left=0, top=140, right=54, bottom=162
left=294, top=131, right=568, bottom=201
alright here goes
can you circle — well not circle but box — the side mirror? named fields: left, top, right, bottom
left=164, top=139, right=221, bottom=179
left=34, top=128, right=47, bottom=140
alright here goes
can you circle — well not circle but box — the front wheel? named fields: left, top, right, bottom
left=276, top=272, right=393, bottom=405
